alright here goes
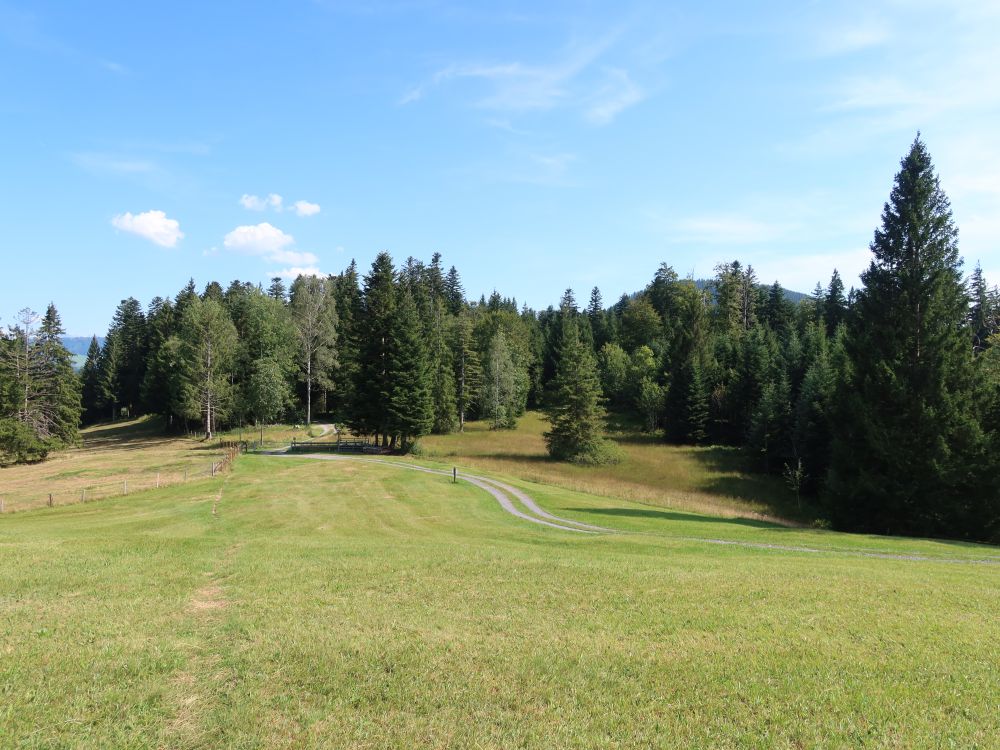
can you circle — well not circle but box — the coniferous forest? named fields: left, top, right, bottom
left=2, top=139, right=999, bottom=542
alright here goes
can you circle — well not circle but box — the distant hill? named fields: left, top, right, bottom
left=62, top=336, right=104, bottom=371
left=691, top=279, right=810, bottom=304
left=62, top=336, right=104, bottom=357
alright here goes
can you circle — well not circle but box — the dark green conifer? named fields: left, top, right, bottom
left=543, top=309, right=614, bottom=463
left=828, top=136, right=998, bottom=541
left=386, top=289, right=433, bottom=447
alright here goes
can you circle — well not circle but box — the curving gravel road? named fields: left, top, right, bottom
left=266, top=452, right=612, bottom=534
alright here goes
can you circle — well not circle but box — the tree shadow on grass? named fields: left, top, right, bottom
left=79, top=418, right=217, bottom=454
left=451, top=451, right=554, bottom=463
left=566, top=506, right=788, bottom=530
left=683, top=446, right=823, bottom=520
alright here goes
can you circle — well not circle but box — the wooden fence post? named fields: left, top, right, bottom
left=0, top=497, right=4, bottom=514
left=48, top=494, right=53, bottom=507
left=80, top=488, right=85, bottom=503
left=156, top=473, right=160, bottom=489
left=453, top=467, right=457, bottom=484
left=123, top=480, right=128, bottom=496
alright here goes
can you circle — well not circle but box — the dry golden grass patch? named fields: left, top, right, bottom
left=417, top=411, right=799, bottom=523
left=0, top=417, right=227, bottom=511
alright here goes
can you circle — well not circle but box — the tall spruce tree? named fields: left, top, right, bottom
left=828, top=136, right=998, bottom=541
left=80, top=335, right=104, bottom=424
left=353, top=252, right=397, bottom=443
left=105, top=297, right=148, bottom=417
left=36, top=304, right=81, bottom=446
left=332, top=261, right=363, bottom=420
left=451, top=310, right=481, bottom=431
left=969, top=262, right=998, bottom=352
left=385, top=289, right=433, bottom=447
left=824, top=270, right=848, bottom=334
left=140, top=297, right=176, bottom=415
left=444, top=266, right=465, bottom=315
left=586, top=286, right=610, bottom=351
left=543, top=307, right=612, bottom=463
left=267, top=276, right=287, bottom=302
left=666, top=354, right=708, bottom=444
left=426, top=297, right=458, bottom=433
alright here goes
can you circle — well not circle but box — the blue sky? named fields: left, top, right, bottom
left=2, top=0, right=998, bottom=335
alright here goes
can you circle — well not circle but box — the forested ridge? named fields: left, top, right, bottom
left=2, top=138, right=999, bottom=541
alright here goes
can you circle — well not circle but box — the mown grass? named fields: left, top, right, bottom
left=417, top=412, right=801, bottom=523
left=1, top=454, right=997, bottom=748
left=216, top=421, right=338, bottom=444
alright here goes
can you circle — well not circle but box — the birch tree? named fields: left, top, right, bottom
left=289, top=275, right=338, bottom=425
left=179, top=297, right=237, bottom=440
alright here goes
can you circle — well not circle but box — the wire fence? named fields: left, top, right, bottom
left=0, top=443, right=245, bottom=514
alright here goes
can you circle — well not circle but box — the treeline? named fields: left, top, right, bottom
left=3, top=138, right=999, bottom=541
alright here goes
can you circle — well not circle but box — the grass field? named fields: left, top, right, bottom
left=417, top=412, right=802, bottom=523
left=0, top=418, right=229, bottom=511
left=1, top=449, right=998, bottom=748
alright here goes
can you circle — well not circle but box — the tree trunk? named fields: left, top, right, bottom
left=306, top=358, right=312, bottom=425
left=458, top=351, right=466, bottom=432
left=205, top=340, right=213, bottom=440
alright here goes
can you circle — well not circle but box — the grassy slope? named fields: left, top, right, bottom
left=417, top=412, right=801, bottom=523
left=0, top=420, right=336, bottom=512
left=2, top=455, right=998, bottom=749
left=0, top=418, right=228, bottom=511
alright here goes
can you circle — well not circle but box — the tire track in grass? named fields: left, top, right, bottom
left=266, top=453, right=602, bottom=534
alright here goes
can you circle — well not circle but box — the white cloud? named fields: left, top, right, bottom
left=223, top=222, right=295, bottom=255
left=223, top=222, right=322, bottom=268
left=269, top=266, right=325, bottom=279
left=292, top=199, right=321, bottom=217
left=269, top=248, right=320, bottom=265
left=239, top=193, right=283, bottom=211
left=111, top=210, right=184, bottom=248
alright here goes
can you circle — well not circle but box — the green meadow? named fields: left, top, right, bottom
left=2, top=451, right=998, bottom=749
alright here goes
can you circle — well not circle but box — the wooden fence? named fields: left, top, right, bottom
left=0, top=442, right=247, bottom=514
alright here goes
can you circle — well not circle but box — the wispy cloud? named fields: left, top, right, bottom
left=467, top=149, right=581, bottom=187
left=240, top=193, right=284, bottom=211
left=0, top=5, right=135, bottom=75
left=111, top=210, right=184, bottom=248
left=401, top=29, right=644, bottom=124
left=99, top=59, right=130, bottom=75
left=73, top=152, right=157, bottom=175
left=584, top=68, right=643, bottom=125
left=665, top=214, right=796, bottom=245
left=814, top=19, right=891, bottom=57
left=239, top=193, right=321, bottom=217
